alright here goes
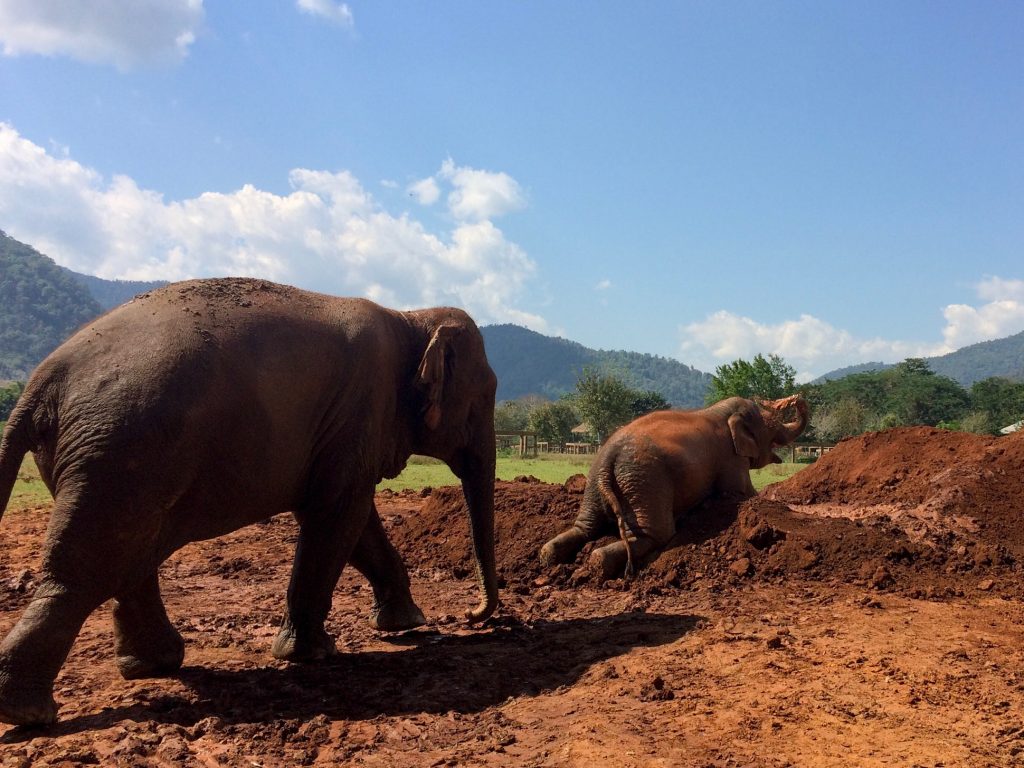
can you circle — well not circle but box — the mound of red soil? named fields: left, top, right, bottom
left=388, top=428, right=1024, bottom=600
left=386, top=478, right=584, bottom=586
left=768, top=427, right=1024, bottom=558
left=642, top=427, right=1024, bottom=598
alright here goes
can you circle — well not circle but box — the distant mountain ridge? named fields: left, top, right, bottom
left=4, top=230, right=1023, bottom=398
left=0, top=230, right=165, bottom=378
left=816, top=331, right=1024, bottom=387
left=0, top=231, right=104, bottom=379
left=68, top=271, right=168, bottom=310
left=481, top=324, right=712, bottom=407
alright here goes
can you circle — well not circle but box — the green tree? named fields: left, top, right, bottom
left=0, top=381, right=24, bottom=421
left=630, top=390, right=670, bottom=418
left=528, top=400, right=579, bottom=444
left=813, top=396, right=875, bottom=442
left=882, top=359, right=969, bottom=426
left=969, top=377, right=1024, bottom=432
left=494, top=399, right=531, bottom=432
left=569, top=368, right=636, bottom=443
left=706, top=354, right=797, bottom=404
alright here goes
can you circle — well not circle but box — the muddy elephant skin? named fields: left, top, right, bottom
left=540, top=395, right=808, bottom=580
left=0, top=277, right=498, bottom=726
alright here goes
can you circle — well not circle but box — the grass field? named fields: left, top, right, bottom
left=2, top=450, right=806, bottom=513
left=379, top=452, right=804, bottom=491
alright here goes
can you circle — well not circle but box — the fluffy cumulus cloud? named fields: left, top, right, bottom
left=941, top=277, right=1024, bottom=350
left=680, top=312, right=948, bottom=381
left=681, top=275, right=1024, bottom=381
left=408, top=159, right=527, bottom=222
left=0, top=0, right=204, bottom=70
left=295, top=0, right=353, bottom=27
left=407, top=176, right=441, bottom=206
left=0, top=123, right=547, bottom=330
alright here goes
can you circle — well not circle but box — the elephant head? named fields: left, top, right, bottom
left=405, top=309, right=499, bottom=623
left=727, top=394, right=809, bottom=469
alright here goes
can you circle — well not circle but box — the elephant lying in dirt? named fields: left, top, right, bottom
left=540, top=395, right=808, bottom=580
left=0, top=277, right=499, bottom=726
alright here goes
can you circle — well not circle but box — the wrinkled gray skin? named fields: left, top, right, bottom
left=0, top=278, right=498, bottom=726
left=540, top=396, right=808, bottom=580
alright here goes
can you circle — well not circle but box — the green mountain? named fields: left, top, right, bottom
left=0, top=231, right=104, bottom=380
left=67, top=271, right=167, bottom=310
left=0, top=231, right=166, bottom=379
left=817, top=331, right=1024, bottom=387
left=481, top=324, right=712, bottom=407
left=927, top=331, right=1024, bottom=385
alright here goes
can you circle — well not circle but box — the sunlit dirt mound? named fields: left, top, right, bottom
left=384, top=477, right=585, bottom=586
left=767, top=427, right=1024, bottom=559
left=389, top=428, right=1024, bottom=600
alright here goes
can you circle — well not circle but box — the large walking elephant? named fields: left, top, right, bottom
left=540, top=395, right=808, bottom=580
left=0, top=277, right=499, bottom=726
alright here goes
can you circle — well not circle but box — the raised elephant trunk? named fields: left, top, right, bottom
left=760, top=394, right=809, bottom=445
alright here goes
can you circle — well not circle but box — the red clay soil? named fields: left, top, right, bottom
left=2, top=427, right=1024, bottom=766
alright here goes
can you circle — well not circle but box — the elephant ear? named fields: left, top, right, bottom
left=416, top=324, right=463, bottom=430
left=728, top=412, right=760, bottom=459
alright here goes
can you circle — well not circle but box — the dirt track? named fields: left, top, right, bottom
left=2, top=427, right=1024, bottom=766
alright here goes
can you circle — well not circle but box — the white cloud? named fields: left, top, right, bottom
left=680, top=311, right=950, bottom=381
left=296, top=0, right=353, bottom=27
left=941, top=276, right=1024, bottom=350
left=595, top=279, right=612, bottom=291
left=438, top=158, right=527, bottom=221
left=407, top=176, right=441, bottom=206
left=0, top=122, right=547, bottom=331
left=681, top=274, right=1024, bottom=380
left=0, top=0, right=204, bottom=70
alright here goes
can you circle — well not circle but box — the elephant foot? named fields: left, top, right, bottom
left=271, top=620, right=337, bottom=663
left=115, top=633, right=185, bottom=680
left=369, top=598, right=426, bottom=632
left=539, top=529, right=589, bottom=566
left=588, top=542, right=631, bottom=582
left=0, top=667, right=57, bottom=726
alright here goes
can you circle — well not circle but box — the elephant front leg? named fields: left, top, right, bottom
left=348, top=504, right=425, bottom=632
left=272, top=493, right=372, bottom=663
left=113, top=571, right=185, bottom=680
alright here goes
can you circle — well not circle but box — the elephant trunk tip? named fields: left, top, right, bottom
left=465, top=593, right=499, bottom=624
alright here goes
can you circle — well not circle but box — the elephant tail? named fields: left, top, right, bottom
left=594, top=462, right=640, bottom=577
left=0, top=404, right=33, bottom=521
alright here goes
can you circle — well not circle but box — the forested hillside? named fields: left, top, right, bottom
left=817, top=332, right=1024, bottom=387
left=927, top=331, right=1024, bottom=385
left=68, top=271, right=166, bottom=310
left=0, top=231, right=103, bottom=380
left=482, top=324, right=712, bottom=407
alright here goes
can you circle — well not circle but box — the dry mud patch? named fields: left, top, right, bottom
left=2, top=426, right=1024, bottom=766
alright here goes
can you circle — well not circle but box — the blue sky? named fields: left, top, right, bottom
left=1, top=1, right=1022, bottom=381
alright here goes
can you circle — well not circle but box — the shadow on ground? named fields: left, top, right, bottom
left=3, top=610, right=700, bottom=741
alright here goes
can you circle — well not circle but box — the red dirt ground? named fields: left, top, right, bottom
left=2, top=427, right=1023, bottom=766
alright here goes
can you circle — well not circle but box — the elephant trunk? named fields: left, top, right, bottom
left=458, top=430, right=499, bottom=624
left=771, top=395, right=809, bottom=445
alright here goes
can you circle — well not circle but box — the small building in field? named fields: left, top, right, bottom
left=1000, top=419, right=1023, bottom=435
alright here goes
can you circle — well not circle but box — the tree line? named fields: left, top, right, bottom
left=494, top=368, right=671, bottom=445
left=707, top=353, right=1024, bottom=441
left=498, top=353, right=1024, bottom=449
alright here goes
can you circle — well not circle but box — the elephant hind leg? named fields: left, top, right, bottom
left=589, top=470, right=675, bottom=580
left=540, top=481, right=617, bottom=566
left=348, top=504, right=425, bottom=632
left=113, top=572, right=184, bottom=680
